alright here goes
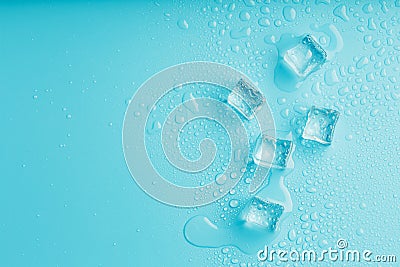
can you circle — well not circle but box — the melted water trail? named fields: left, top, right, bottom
left=183, top=170, right=293, bottom=254
left=184, top=215, right=280, bottom=254
left=257, top=172, right=293, bottom=213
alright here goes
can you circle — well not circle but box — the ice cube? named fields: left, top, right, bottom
left=302, top=106, right=340, bottom=145
left=252, top=134, right=293, bottom=169
left=227, top=79, right=265, bottom=120
left=239, top=196, right=284, bottom=232
left=283, top=34, right=327, bottom=78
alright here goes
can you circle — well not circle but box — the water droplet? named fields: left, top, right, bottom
left=288, top=229, right=297, bottom=241
left=316, top=0, right=330, bottom=4
left=260, top=6, right=270, bottom=14
left=221, top=247, right=229, bottom=254
left=325, top=69, right=340, bottom=85
left=231, top=44, right=240, bottom=53
left=333, top=4, right=349, bottom=21
left=356, top=56, right=369, bottom=69
left=366, top=72, right=375, bottom=82
left=230, top=27, right=251, bottom=39
left=274, top=19, right=282, bottom=27
left=282, top=6, right=296, bottom=22
left=175, top=114, right=185, bottom=124
left=310, top=212, right=318, bottom=221
left=300, top=214, right=309, bottom=222
left=370, top=108, right=379, bottom=117
left=362, top=3, right=373, bottom=14
left=367, top=18, right=377, bottom=30
left=318, top=239, right=329, bottom=248
left=243, top=0, right=255, bottom=7
left=306, top=187, right=317, bottom=193
left=277, top=97, right=287, bottom=105
left=239, top=11, right=250, bottom=21
left=177, top=19, right=189, bottom=30
left=215, top=174, right=227, bottom=185
left=258, top=18, right=271, bottom=27
left=229, top=199, right=239, bottom=208
left=356, top=228, right=364, bottom=236
left=338, top=86, right=349, bottom=96
left=345, top=134, right=353, bottom=141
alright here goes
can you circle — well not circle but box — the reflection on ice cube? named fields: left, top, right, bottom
left=283, top=34, right=327, bottom=78
left=302, top=106, right=340, bottom=145
left=239, top=196, right=284, bottom=232
left=252, top=134, right=293, bottom=169
left=227, top=79, right=265, bottom=120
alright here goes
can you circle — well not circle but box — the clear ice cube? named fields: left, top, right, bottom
left=252, top=134, right=293, bottom=169
left=283, top=34, right=327, bottom=78
left=239, top=196, right=284, bottom=232
left=302, top=106, right=340, bottom=145
left=227, top=79, right=265, bottom=120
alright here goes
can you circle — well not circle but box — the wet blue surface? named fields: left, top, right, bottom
left=1, top=1, right=399, bottom=266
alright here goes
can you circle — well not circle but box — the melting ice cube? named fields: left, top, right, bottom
left=227, top=79, right=265, bottom=120
left=239, top=196, right=284, bottom=232
left=283, top=34, right=327, bottom=78
left=252, top=134, right=293, bottom=169
left=302, top=106, right=340, bottom=145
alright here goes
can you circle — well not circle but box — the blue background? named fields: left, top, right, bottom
left=1, top=1, right=399, bottom=266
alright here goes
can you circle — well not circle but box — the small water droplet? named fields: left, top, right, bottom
left=215, top=174, right=227, bottom=185
left=356, top=228, right=364, bottom=236
left=356, top=56, right=369, bottom=69
left=370, top=108, right=379, bottom=117
left=288, top=229, right=297, bottom=241
left=177, top=19, right=189, bottom=30
left=230, top=27, right=251, bottom=39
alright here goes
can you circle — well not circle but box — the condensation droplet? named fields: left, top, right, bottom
left=229, top=199, right=239, bottom=208
left=282, top=6, right=296, bottom=22
left=177, top=19, right=189, bottom=30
